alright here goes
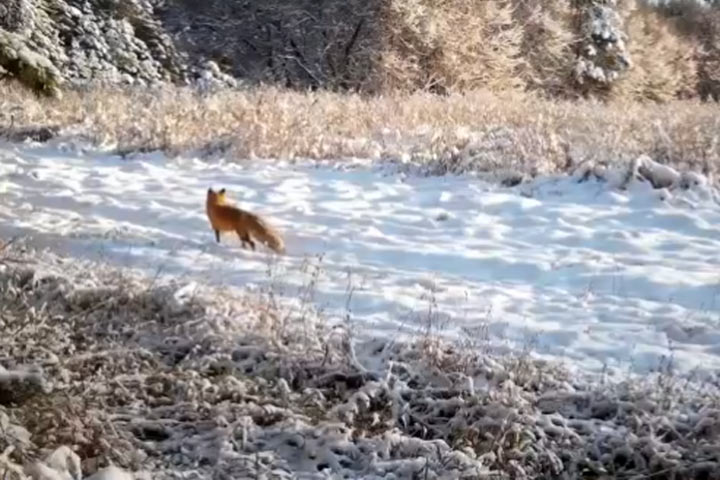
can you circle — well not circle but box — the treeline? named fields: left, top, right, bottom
left=1, top=0, right=719, bottom=101
left=163, top=0, right=720, bottom=101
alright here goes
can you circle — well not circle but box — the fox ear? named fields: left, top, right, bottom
left=207, top=187, right=214, bottom=193
left=219, top=188, right=226, bottom=194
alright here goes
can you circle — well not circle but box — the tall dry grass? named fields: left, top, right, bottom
left=1, top=82, right=718, bottom=176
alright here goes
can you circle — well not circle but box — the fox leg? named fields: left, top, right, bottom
left=237, top=231, right=256, bottom=250
left=236, top=230, right=247, bottom=248
left=214, top=230, right=220, bottom=243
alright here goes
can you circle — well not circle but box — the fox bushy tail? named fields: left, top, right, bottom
left=253, top=220, right=285, bottom=254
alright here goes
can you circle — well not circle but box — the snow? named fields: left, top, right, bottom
left=1, top=141, right=720, bottom=378
left=44, top=446, right=82, bottom=480
left=19, top=446, right=128, bottom=480
left=83, top=466, right=134, bottom=480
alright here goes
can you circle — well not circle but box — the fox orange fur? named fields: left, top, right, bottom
left=206, top=187, right=285, bottom=254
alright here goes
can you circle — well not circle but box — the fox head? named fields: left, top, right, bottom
left=207, top=187, right=227, bottom=205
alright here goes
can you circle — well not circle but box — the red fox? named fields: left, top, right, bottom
left=206, top=187, right=285, bottom=254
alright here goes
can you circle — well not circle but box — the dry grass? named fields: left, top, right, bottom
left=2, top=82, right=719, bottom=177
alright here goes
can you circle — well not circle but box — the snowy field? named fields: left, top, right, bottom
left=1, top=140, right=720, bottom=378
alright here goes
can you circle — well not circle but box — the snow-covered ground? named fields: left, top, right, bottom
left=1, top=140, right=720, bottom=378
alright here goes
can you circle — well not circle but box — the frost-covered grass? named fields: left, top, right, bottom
left=1, top=83, right=719, bottom=178
left=1, top=242, right=720, bottom=479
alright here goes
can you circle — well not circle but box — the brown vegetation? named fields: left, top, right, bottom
left=1, top=82, right=718, bottom=177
